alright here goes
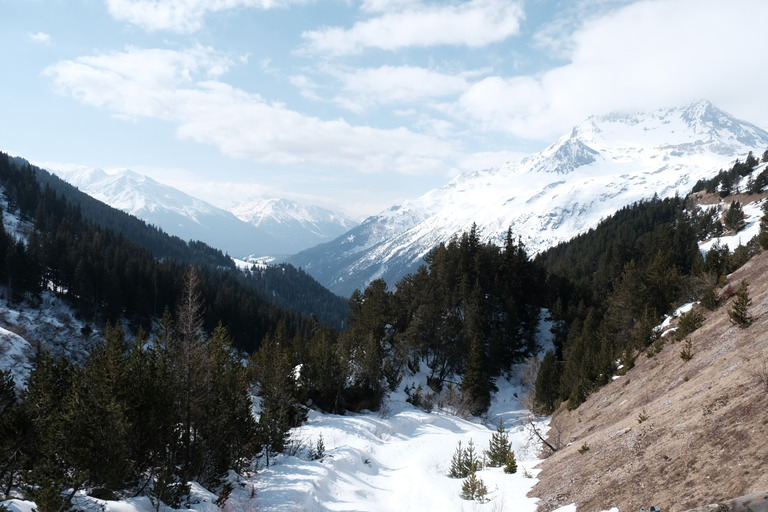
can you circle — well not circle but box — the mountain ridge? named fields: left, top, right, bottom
left=50, top=167, right=356, bottom=258
left=287, top=101, right=768, bottom=297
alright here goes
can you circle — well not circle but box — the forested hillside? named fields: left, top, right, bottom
left=0, top=152, right=349, bottom=348
left=533, top=151, right=768, bottom=412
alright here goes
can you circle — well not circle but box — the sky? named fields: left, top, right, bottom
left=2, top=0, right=768, bottom=220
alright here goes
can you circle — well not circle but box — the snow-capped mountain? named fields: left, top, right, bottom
left=50, top=168, right=355, bottom=257
left=288, top=101, right=768, bottom=297
left=231, top=197, right=357, bottom=251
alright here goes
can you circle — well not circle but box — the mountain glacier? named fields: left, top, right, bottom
left=287, top=101, right=768, bottom=297
left=49, top=167, right=356, bottom=258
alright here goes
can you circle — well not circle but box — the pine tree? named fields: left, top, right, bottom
left=461, top=336, right=492, bottom=416
left=250, top=326, right=306, bottom=466
left=485, top=418, right=511, bottom=467
left=449, top=441, right=467, bottom=478
left=534, top=350, right=560, bottom=413
left=728, top=280, right=753, bottom=328
left=0, top=369, right=27, bottom=498
left=723, top=200, right=746, bottom=232
left=503, top=450, right=517, bottom=474
left=449, top=439, right=481, bottom=478
left=460, top=470, right=488, bottom=502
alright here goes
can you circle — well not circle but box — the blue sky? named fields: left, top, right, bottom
left=2, top=0, right=767, bottom=219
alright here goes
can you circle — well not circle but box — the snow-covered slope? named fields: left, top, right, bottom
left=288, top=101, right=768, bottom=297
left=50, top=168, right=355, bottom=258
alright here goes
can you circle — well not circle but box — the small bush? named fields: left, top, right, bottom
left=646, top=337, right=665, bottom=358
left=701, top=286, right=720, bottom=311
left=637, top=409, right=649, bottom=423
left=578, top=443, right=590, bottom=454
left=675, top=309, right=704, bottom=341
left=680, top=339, right=693, bottom=361
left=309, top=434, right=325, bottom=461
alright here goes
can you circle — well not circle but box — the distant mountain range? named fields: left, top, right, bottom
left=286, top=101, right=768, bottom=296
left=49, top=167, right=357, bottom=258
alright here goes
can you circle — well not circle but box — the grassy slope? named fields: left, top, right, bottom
left=531, top=249, right=768, bottom=511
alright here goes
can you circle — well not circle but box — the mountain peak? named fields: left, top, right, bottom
left=289, top=102, right=768, bottom=296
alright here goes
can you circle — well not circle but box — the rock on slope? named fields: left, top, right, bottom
left=288, top=101, right=768, bottom=297
left=530, top=251, right=768, bottom=511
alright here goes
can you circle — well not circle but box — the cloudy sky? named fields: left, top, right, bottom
left=2, top=0, right=767, bottom=219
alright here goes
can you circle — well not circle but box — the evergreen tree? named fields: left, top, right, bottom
left=68, top=323, right=133, bottom=496
left=503, top=449, right=517, bottom=474
left=449, top=441, right=468, bottom=478
left=460, top=470, right=488, bottom=502
left=534, top=350, right=560, bottom=413
left=485, top=418, right=512, bottom=468
left=0, top=369, right=27, bottom=498
left=460, top=336, right=492, bottom=416
left=449, top=439, right=482, bottom=478
left=250, top=327, right=306, bottom=466
left=196, top=323, right=257, bottom=487
left=758, top=201, right=768, bottom=250
left=23, top=352, right=76, bottom=512
left=728, top=280, right=753, bottom=328
left=723, top=200, right=746, bottom=232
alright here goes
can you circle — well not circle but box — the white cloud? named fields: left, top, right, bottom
left=44, top=46, right=458, bottom=175
left=333, top=65, right=470, bottom=112
left=300, top=0, right=524, bottom=55
left=457, top=0, right=768, bottom=141
left=28, top=32, right=52, bottom=44
left=105, top=0, right=306, bottom=33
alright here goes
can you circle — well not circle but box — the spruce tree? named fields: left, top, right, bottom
left=485, top=418, right=511, bottom=467
left=449, top=441, right=467, bottom=478
left=0, top=369, right=27, bottom=498
left=461, top=336, right=492, bottom=416
left=503, top=450, right=517, bottom=474
left=460, top=470, right=488, bottom=502
left=250, top=326, right=306, bottom=466
left=728, top=280, right=753, bottom=328
left=534, top=350, right=560, bottom=413
left=724, top=200, right=746, bottom=232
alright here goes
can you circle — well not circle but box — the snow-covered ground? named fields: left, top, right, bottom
left=1, top=373, right=550, bottom=512
left=699, top=195, right=765, bottom=255
left=245, top=375, right=546, bottom=512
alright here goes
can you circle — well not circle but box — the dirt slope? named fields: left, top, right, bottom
left=530, top=249, right=768, bottom=511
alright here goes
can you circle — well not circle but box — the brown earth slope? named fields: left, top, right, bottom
left=530, top=249, right=768, bottom=512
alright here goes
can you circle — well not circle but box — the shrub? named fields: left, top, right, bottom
left=503, top=450, right=518, bottom=474
left=680, top=338, right=694, bottom=361
left=674, top=309, right=704, bottom=341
